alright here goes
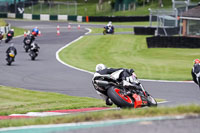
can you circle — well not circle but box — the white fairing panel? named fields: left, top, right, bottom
left=111, top=70, right=123, bottom=80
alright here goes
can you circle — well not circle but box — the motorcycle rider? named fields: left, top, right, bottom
left=191, top=59, right=200, bottom=87
left=0, top=30, right=3, bottom=43
left=106, top=21, right=113, bottom=33
left=7, top=29, right=14, bottom=37
left=24, top=30, right=35, bottom=45
left=6, top=43, right=17, bottom=61
left=32, top=27, right=39, bottom=37
left=94, top=64, right=136, bottom=106
left=30, top=41, right=40, bottom=54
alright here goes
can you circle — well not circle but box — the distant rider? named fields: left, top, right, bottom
left=191, top=59, right=200, bottom=87
left=6, top=43, right=17, bottom=60
left=32, top=27, right=39, bottom=37
left=30, top=41, right=40, bottom=54
left=7, top=29, right=14, bottom=37
left=94, top=64, right=136, bottom=105
left=0, top=31, right=3, bottom=42
left=106, top=21, right=113, bottom=32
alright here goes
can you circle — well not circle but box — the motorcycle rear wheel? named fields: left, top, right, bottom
left=31, top=56, right=35, bottom=60
left=107, top=86, right=134, bottom=108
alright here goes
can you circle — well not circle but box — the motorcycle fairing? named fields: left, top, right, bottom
left=111, top=69, right=123, bottom=80
left=132, top=94, right=142, bottom=108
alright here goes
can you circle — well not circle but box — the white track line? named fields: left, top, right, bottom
left=0, top=115, right=187, bottom=132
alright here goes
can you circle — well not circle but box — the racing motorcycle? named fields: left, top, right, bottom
left=192, top=64, right=200, bottom=88
left=29, top=42, right=39, bottom=60
left=23, top=34, right=35, bottom=52
left=6, top=50, right=15, bottom=65
left=5, top=33, right=13, bottom=43
left=0, top=32, right=3, bottom=44
left=103, top=26, right=114, bottom=35
left=92, top=70, right=157, bottom=108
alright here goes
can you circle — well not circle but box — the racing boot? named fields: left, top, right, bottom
left=106, top=98, right=113, bottom=106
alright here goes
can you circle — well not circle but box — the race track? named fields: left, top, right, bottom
left=0, top=19, right=200, bottom=107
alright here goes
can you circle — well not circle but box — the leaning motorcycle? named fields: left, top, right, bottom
left=103, top=26, right=114, bottom=35
left=6, top=50, right=15, bottom=65
left=23, top=34, right=35, bottom=52
left=29, top=42, right=39, bottom=60
left=92, top=70, right=157, bottom=108
left=5, top=33, right=13, bottom=43
left=0, top=33, right=3, bottom=44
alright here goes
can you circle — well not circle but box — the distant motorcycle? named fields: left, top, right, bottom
left=5, top=33, right=13, bottom=43
left=6, top=50, right=15, bottom=65
left=0, top=32, right=3, bottom=44
left=103, top=26, right=114, bottom=35
left=192, top=62, right=200, bottom=88
left=92, top=70, right=157, bottom=108
left=29, top=42, right=40, bottom=60
left=23, top=34, right=35, bottom=52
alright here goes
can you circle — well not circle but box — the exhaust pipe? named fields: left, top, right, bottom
left=95, top=80, right=109, bottom=86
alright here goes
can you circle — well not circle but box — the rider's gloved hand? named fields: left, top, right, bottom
left=123, top=80, right=131, bottom=87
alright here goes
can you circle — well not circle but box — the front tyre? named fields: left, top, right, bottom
left=107, top=86, right=134, bottom=108
left=147, top=95, right=157, bottom=107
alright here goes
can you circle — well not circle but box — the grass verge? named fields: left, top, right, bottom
left=0, top=104, right=200, bottom=128
left=90, top=28, right=133, bottom=34
left=0, top=85, right=164, bottom=116
left=0, top=19, right=24, bottom=37
left=0, top=19, right=6, bottom=26
left=0, top=86, right=106, bottom=116
left=59, top=34, right=199, bottom=81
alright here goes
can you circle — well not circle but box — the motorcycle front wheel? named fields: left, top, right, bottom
left=6, top=58, right=12, bottom=66
left=147, top=95, right=157, bottom=107
left=107, top=86, right=134, bottom=108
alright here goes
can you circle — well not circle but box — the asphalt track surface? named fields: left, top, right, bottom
left=0, top=19, right=200, bottom=132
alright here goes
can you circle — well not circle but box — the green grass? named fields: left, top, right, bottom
left=59, top=34, right=199, bottom=81
left=0, top=19, right=6, bottom=26
left=0, top=19, right=24, bottom=37
left=0, top=104, right=200, bottom=128
left=12, top=26, right=25, bottom=37
left=90, top=28, right=133, bottom=33
left=23, top=0, right=199, bottom=16
left=0, top=86, right=106, bottom=116
left=88, top=21, right=157, bottom=33
left=83, top=21, right=157, bottom=26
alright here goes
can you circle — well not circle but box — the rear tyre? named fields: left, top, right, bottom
left=107, top=86, right=134, bottom=108
left=5, top=39, right=9, bottom=43
left=147, top=95, right=157, bottom=107
left=31, top=57, right=35, bottom=60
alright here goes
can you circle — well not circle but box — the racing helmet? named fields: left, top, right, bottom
left=95, top=64, right=106, bottom=71
left=194, top=59, right=200, bottom=64
left=11, top=29, right=14, bottom=32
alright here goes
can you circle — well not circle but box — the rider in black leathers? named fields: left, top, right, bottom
left=95, top=64, right=136, bottom=105
left=191, top=59, right=200, bottom=87
left=6, top=44, right=17, bottom=60
left=7, top=29, right=14, bottom=37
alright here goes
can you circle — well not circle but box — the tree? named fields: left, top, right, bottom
left=159, top=0, right=163, bottom=7
left=98, top=0, right=104, bottom=10
left=99, top=0, right=103, bottom=5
